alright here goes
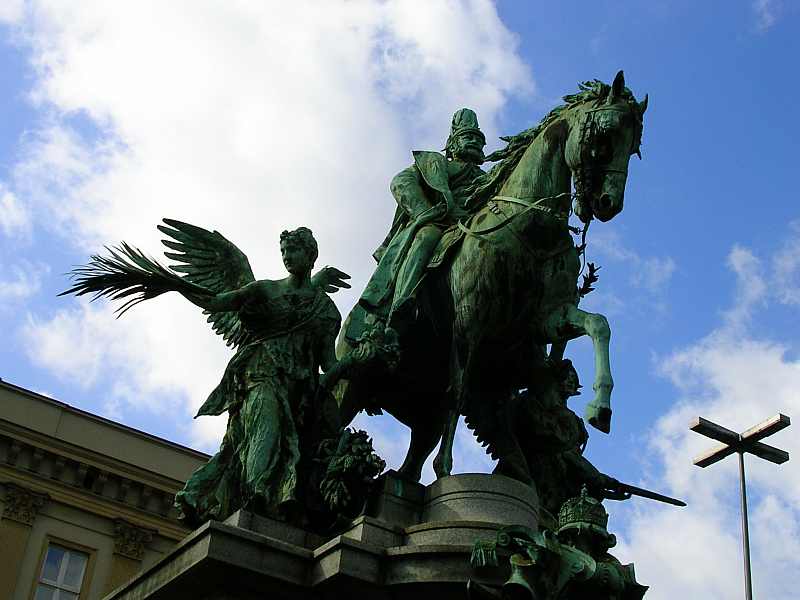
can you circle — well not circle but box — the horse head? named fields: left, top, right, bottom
left=566, top=70, right=648, bottom=223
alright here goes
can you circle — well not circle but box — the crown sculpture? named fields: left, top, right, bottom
left=469, top=486, right=647, bottom=599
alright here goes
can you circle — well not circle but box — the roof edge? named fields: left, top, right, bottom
left=0, top=378, right=211, bottom=461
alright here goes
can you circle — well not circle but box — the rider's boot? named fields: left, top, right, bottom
left=388, top=223, right=442, bottom=334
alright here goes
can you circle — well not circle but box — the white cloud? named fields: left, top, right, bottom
left=0, top=261, right=47, bottom=303
left=0, top=0, right=24, bottom=24
left=11, top=123, right=125, bottom=247
left=614, top=233, right=800, bottom=599
left=632, top=255, right=676, bottom=294
left=21, top=298, right=232, bottom=430
left=0, top=185, right=31, bottom=237
left=587, top=228, right=676, bottom=295
left=722, top=244, right=767, bottom=330
left=580, top=289, right=627, bottom=317
left=9, top=1, right=533, bottom=450
left=21, top=297, right=231, bottom=452
left=753, top=0, right=782, bottom=32
left=772, top=220, right=800, bottom=306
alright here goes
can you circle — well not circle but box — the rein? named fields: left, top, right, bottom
left=457, top=192, right=578, bottom=262
left=456, top=102, right=629, bottom=257
left=457, top=192, right=572, bottom=238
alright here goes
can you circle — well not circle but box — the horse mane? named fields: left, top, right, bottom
left=467, top=79, right=643, bottom=207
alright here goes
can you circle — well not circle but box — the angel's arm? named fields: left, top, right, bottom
left=318, top=327, right=339, bottom=374
left=181, top=280, right=265, bottom=313
left=311, top=266, right=351, bottom=294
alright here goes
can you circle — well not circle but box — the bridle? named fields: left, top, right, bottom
left=573, top=105, right=633, bottom=220
left=457, top=102, right=636, bottom=262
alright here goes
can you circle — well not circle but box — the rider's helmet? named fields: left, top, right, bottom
left=445, top=108, right=486, bottom=159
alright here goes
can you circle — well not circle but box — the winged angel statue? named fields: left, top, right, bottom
left=63, top=220, right=384, bottom=527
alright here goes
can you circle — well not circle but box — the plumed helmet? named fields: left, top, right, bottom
left=445, top=108, right=486, bottom=157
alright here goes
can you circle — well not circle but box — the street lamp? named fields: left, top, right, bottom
left=690, top=413, right=790, bottom=600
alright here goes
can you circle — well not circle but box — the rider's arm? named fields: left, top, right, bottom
left=390, top=166, right=441, bottom=219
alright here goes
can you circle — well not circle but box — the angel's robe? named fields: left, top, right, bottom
left=175, top=284, right=341, bottom=523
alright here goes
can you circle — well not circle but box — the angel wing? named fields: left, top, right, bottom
left=157, top=219, right=256, bottom=348
left=64, top=218, right=349, bottom=350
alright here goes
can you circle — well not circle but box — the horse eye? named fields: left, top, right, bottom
left=593, top=134, right=612, bottom=159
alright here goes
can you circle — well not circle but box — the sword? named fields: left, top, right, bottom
left=601, top=480, right=687, bottom=507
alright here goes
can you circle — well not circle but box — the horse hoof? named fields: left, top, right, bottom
left=395, top=467, right=422, bottom=483
left=586, top=404, right=612, bottom=434
left=433, top=460, right=453, bottom=479
left=493, top=463, right=533, bottom=486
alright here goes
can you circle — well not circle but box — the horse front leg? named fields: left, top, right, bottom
left=543, top=304, right=613, bottom=433
left=433, top=334, right=468, bottom=479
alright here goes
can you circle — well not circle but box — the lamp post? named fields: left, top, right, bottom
left=690, top=413, right=790, bottom=600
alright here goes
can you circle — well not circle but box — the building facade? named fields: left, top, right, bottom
left=0, top=380, right=209, bottom=599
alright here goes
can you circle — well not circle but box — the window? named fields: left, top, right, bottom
left=34, top=544, right=88, bottom=600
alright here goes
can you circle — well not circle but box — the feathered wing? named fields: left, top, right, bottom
left=62, top=219, right=257, bottom=348
left=157, top=218, right=256, bottom=348
left=63, top=218, right=350, bottom=349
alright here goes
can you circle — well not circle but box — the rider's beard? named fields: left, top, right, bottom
left=454, top=144, right=485, bottom=165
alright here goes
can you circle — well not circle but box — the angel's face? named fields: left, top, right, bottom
left=281, top=242, right=312, bottom=276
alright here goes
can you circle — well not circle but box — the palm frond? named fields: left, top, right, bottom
left=61, top=242, right=210, bottom=316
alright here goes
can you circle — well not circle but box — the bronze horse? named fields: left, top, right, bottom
left=336, top=71, right=648, bottom=484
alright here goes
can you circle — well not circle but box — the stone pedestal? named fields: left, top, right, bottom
left=102, top=472, right=538, bottom=600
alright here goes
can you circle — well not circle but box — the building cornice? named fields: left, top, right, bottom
left=0, top=420, right=186, bottom=494
left=0, top=465, right=189, bottom=541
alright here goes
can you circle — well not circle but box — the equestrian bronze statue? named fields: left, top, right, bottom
left=60, top=71, right=663, bottom=530
left=335, top=71, right=649, bottom=490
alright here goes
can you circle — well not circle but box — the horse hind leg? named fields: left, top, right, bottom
left=397, top=417, right=444, bottom=482
left=544, top=304, right=614, bottom=433
left=432, top=347, right=463, bottom=480
left=433, top=409, right=458, bottom=479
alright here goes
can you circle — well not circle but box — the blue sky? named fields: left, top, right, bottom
left=1, top=2, right=798, bottom=598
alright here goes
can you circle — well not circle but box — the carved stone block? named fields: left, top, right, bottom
left=113, top=518, right=156, bottom=560
left=2, top=483, right=49, bottom=526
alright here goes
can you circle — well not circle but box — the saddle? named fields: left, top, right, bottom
left=427, top=221, right=467, bottom=271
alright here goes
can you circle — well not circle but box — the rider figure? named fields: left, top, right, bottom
left=356, top=108, right=487, bottom=334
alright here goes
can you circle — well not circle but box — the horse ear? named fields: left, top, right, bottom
left=639, top=94, right=649, bottom=115
left=610, top=70, right=625, bottom=100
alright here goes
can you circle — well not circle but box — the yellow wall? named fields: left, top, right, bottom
left=0, top=381, right=209, bottom=600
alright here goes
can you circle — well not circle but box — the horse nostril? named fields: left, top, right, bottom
left=599, top=193, right=612, bottom=210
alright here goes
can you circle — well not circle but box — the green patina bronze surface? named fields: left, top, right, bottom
left=356, top=107, right=487, bottom=332
left=469, top=488, right=648, bottom=599
left=60, top=72, right=665, bottom=551
left=337, top=72, right=649, bottom=502
left=62, top=221, right=383, bottom=529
